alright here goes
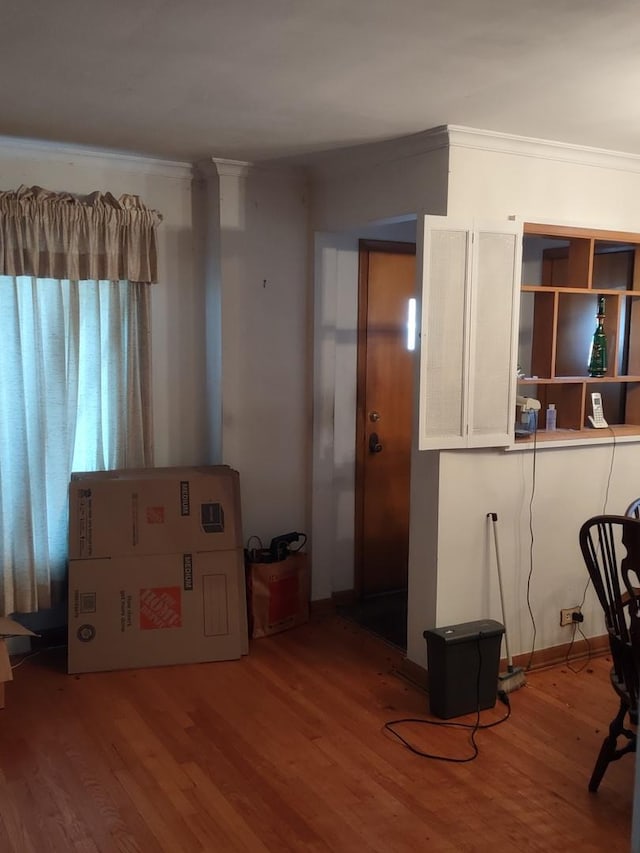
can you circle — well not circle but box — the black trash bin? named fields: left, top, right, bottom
left=424, top=619, right=504, bottom=719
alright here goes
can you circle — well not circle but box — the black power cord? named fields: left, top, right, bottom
left=602, top=424, right=617, bottom=514
left=565, top=619, right=592, bottom=674
left=383, top=638, right=512, bottom=763
left=524, top=411, right=538, bottom=672
left=559, top=426, right=617, bottom=675
left=565, top=425, right=616, bottom=674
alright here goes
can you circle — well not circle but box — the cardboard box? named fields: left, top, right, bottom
left=68, top=550, right=245, bottom=673
left=0, top=617, right=37, bottom=708
left=69, top=468, right=242, bottom=559
left=70, top=465, right=235, bottom=482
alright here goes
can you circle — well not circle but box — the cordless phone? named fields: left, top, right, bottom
left=588, top=392, right=608, bottom=429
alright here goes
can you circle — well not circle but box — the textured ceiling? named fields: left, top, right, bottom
left=1, top=0, right=640, bottom=164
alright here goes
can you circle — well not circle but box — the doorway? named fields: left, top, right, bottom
left=341, top=240, right=416, bottom=648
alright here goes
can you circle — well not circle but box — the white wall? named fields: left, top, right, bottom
left=311, top=130, right=449, bottom=233
left=1, top=141, right=311, bottom=626
left=204, top=162, right=310, bottom=546
left=311, top=124, right=640, bottom=666
left=0, top=139, right=205, bottom=633
left=425, top=444, right=640, bottom=665
left=447, top=129, right=640, bottom=229
left=0, top=137, right=206, bottom=468
left=404, top=129, right=640, bottom=667
left=16, top=127, right=639, bottom=658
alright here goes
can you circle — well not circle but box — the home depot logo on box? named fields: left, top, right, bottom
left=146, top=506, right=165, bottom=524
left=139, top=587, right=182, bottom=630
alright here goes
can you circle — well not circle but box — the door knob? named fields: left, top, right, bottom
left=369, top=432, right=383, bottom=453
left=369, top=411, right=381, bottom=422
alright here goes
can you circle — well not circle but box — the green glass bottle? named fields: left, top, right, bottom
left=587, top=296, right=607, bottom=377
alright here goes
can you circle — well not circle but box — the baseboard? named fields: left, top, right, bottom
left=309, top=598, right=334, bottom=617
left=332, top=589, right=357, bottom=606
left=310, top=589, right=357, bottom=616
left=394, top=656, right=429, bottom=693
left=395, top=633, right=610, bottom=691
left=510, top=633, right=609, bottom=671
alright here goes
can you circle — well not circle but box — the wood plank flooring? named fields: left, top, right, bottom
left=0, top=614, right=633, bottom=852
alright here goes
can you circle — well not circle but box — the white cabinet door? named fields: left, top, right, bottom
left=418, top=216, right=522, bottom=451
left=467, top=223, right=522, bottom=447
left=419, top=218, right=471, bottom=449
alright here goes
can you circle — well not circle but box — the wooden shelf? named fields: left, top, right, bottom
left=522, top=284, right=638, bottom=295
left=514, top=423, right=640, bottom=444
left=518, top=376, right=640, bottom=384
left=518, top=224, right=640, bottom=437
left=523, top=221, right=640, bottom=242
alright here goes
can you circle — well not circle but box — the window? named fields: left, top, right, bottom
left=0, top=277, right=152, bottom=614
left=0, top=186, right=161, bottom=615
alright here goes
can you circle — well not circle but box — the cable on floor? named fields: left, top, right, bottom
left=564, top=622, right=592, bottom=674
left=383, top=638, right=512, bottom=763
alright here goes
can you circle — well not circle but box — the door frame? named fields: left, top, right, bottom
left=354, top=239, right=417, bottom=598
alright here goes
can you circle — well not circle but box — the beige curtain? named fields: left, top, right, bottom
left=0, top=184, right=162, bottom=283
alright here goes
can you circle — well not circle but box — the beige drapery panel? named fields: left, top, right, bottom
left=0, top=185, right=162, bottom=282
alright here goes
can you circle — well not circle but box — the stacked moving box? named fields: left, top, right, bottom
left=67, top=466, right=247, bottom=674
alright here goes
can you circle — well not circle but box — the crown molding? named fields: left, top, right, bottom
left=447, top=125, right=640, bottom=173
left=208, top=158, right=252, bottom=178
left=0, top=134, right=194, bottom=180
left=196, top=156, right=308, bottom=184
left=307, top=125, right=450, bottom=179
left=307, top=124, right=640, bottom=181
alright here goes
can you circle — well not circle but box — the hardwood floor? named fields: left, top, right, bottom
left=0, top=614, right=633, bottom=852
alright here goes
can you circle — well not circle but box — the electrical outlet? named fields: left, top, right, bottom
left=560, top=607, right=582, bottom=627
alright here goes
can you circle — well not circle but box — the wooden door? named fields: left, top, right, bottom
left=355, top=241, right=416, bottom=597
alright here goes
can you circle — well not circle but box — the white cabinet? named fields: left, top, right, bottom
left=418, top=216, right=522, bottom=450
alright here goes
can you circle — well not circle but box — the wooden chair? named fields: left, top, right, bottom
left=579, top=515, right=640, bottom=791
left=626, top=497, right=640, bottom=519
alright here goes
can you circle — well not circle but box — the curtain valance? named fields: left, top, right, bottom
left=0, top=185, right=162, bottom=283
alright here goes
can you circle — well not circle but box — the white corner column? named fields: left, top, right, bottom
left=199, top=158, right=310, bottom=545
